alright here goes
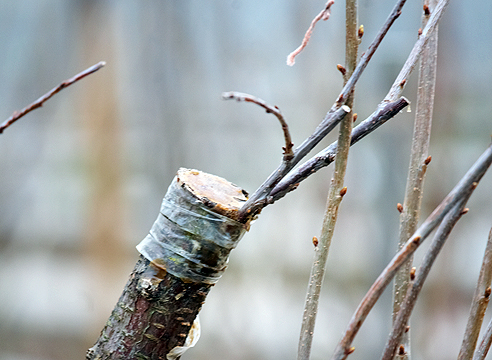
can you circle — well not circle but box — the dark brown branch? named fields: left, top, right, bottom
left=269, top=97, right=409, bottom=202
left=381, top=200, right=467, bottom=360
left=0, top=61, right=106, bottom=134
left=330, top=143, right=492, bottom=360
left=222, top=91, right=294, bottom=160
left=286, top=0, right=335, bottom=66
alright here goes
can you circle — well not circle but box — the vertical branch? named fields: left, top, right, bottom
left=297, top=1, right=358, bottom=360
left=474, top=311, right=492, bottom=360
left=381, top=201, right=467, bottom=360
left=458, top=227, right=492, bottom=360
left=392, top=1, right=439, bottom=359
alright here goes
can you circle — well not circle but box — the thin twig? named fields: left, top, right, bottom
left=459, top=227, right=492, bottom=360
left=0, top=61, right=106, bottom=134
left=222, top=91, right=294, bottom=160
left=329, top=143, right=492, bottom=360
left=269, top=97, right=409, bottom=202
left=238, top=0, right=407, bottom=222
left=381, top=200, right=467, bottom=360
left=474, top=289, right=492, bottom=360
left=297, top=1, right=358, bottom=358
left=287, top=0, right=335, bottom=66
left=384, top=0, right=448, bottom=102
left=392, top=2, right=439, bottom=358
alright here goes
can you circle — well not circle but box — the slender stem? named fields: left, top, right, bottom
left=381, top=201, right=467, bottom=360
left=222, top=91, right=294, bottom=160
left=474, top=292, right=492, bottom=360
left=287, top=0, right=335, bottom=66
left=392, top=1, right=439, bottom=358
left=0, top=61, right=106, bottom=134
left=384, top=0, right=448, bottom=102
left=239, top=0, right=407, bottom=221
left=459, top=227, right=492, bottom=360
left=330, top=144, right=492, bottom=360
left=269, top=97, right=409, bottom=202
left=297, top=1, right=358, bottom=359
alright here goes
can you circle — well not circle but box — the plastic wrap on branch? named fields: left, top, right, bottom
left=137, top=169, right=249, bottom=285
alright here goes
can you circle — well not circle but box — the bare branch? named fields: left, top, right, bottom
left=392, top=1, right=439, bottom=357
left=239, top=0, right=408, bottom=222
left=0, top=61, right=106, bottom=134
left=384, top=0, right=448, bottom=102
left=459, top=227, right=492, bottom=360
left=329, top=143, right=492, bottom=360
left=382, top=200, right=467, bottom=360
left=269, top=97, right=409, bottom=202
left=474, top=292, right=492, bottom=360
left=287, top=0, right=335, bottom=66
left=297, top=1, right=358, bottom=358
left=222, top=91, right=294, bottom=160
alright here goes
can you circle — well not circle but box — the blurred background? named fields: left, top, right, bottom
left=0, top=1, right=491, bottom=359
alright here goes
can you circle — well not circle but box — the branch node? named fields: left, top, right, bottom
left=412, top=236, right=421, bottom=246
left=397, top=203, right=404, bottom=213
left=460, top=208, right=469, bottom=215
left=337, top=64, right=347, bottom=76
left=312, top=236, right=319, bottom=247
left=339, top=187, right=348, bottom=197
left=410, top=267, right=416, bottom=281
left=345, top=346, right=355, bottom=355
left=358, top=25, right=364, bottom=39
left=423, top=4, right=431, bottom=16
left=424, top=155, right=432, bottom=165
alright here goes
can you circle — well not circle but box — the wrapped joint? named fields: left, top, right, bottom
left=137, top=169, right=249, bottom=284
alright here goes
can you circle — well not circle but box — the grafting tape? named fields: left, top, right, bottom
left=137, top=177, right=247, bottom=284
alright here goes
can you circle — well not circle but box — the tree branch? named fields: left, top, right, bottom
left=392, top=2, right=439, bottom=358
left=382, top=200, right=467, bottom=360
left=458, top=227, right=492, bottom=360
left=238, top=0, right=408, bottom=222
left=0, top=61, right=106, bottom=134
left=287, top=0, right=335, bottom=66
left=329, top=143, right=492, bottom=360
left=297, top=1, right=358, bottom=358
left=222, top=91, right=294, bottom=160
left=269, top=97, right=409, bottom=202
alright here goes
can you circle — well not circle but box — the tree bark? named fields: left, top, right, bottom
left=87, top=169, right=249, bottom=360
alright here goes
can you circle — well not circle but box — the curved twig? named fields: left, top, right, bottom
left=287, top=0, right=335, bottom=66
left=0, top=61, right=106, bottom=134
left=222, top=91, right=294, bottom=160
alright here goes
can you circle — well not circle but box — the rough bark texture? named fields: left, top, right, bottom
left=87, top=169, right=249, bottom=360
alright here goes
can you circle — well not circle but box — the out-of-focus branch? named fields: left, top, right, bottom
left=392, top=2, right=439, bottom=358
left=474, top=299, right=492, bottom=360
left=459, top=227, right=492, bottom=360
left=381, top=201, right=467, bottom=360
left=329, top=143, right=492, bottom=360
left=0, top=61, right=106, bottom=134
left=297, top=1, right=358, bottom=359
left=287, top=0, right=335, bottom=66
left=222, top=91, right=294, bottom=160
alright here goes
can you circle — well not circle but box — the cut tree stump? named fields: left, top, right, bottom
left=87, top=169, right=250, bottom=360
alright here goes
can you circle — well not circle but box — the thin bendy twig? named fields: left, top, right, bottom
left=329, top=143, right=492, bottom=360
left=222, top=91, right=294, bottom=160
left=0, top=61, right=106, bottom=134
left=287, top=0, right=335, bottom=66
